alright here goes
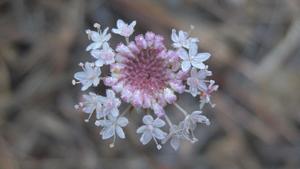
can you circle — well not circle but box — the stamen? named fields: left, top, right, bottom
left=72, top=80, right=80, bottom=85
left=190, top=130, right=198, bottom=143
left=94, top=23, right=101, bottom=29
left=110, top=129, right=116, bottom=148
left=85, top=29, right=91, bottom=40
left=188, top=25, right=195, bottom=34
left=152, top=136, right=162, bottom=150
left=84, top=111, right=94, bottom=123
left=95, top=120, right=101, bottom=126
left=74, top=104, right=80, bottom=110
left=78, top=62, right=84, bottom=67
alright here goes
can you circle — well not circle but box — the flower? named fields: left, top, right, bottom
left=73, top=20, right=218, bottom=150
left=73, top=62, right=101, bottom=91
left=137, top=115, right=167, bottom=149
left=102, top=90, right=121, bottom=117
left=96, top=115, right=129, bottom=147
left=91, top=42, right=115, bottom=67
left=200, top=80, right=219, bottom=107
left=74, top=92, right=106, bottom=121
left=171, top=29, right=198, bottom=49
left=86, top=27, right=111, bottom=51
left=112, top=19, right=136, bottom=37
left=163, top=124, right=188, bottom=150
left=183, top=110, right=210, bottom=131
left=177, top=43, right=211, bottom=71
left=187, top=68, right=212, bottom=97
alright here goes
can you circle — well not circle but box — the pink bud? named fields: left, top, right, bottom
left=152, top=103, right=165, bottom=117
left=164, top=88, right=177, bottom=104
left=132, top=90, right=143, bottom=107
left=135, top=34, right=147, bottom=49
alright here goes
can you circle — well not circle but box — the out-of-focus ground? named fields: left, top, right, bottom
left=1, top=0, right=300, bottom=169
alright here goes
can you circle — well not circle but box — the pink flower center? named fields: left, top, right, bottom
left=122, top=48, right=169, bottom=95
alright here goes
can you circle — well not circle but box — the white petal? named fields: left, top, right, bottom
left=177, top=48, right=189, bottom=60
left=181, top=60, right=191, bottom=72
left=170, top=137, right=180, bottom=150
left=104, top=33, right=111, bottom=41
left=101, top=127, right=114, bottom=140
left=117, top=19, right=126, bottom=28
left=189, top=43, right=198, bottom=56
left=143, top=115, right=154, bottom=125
left=118, top=117, right=129, bottom=127
left=74, top=72, right=86, bottom=81
left=102, top=27, right=109, bottom=36
left=97, top=120, right=108, bottom=127
left=153, top=118, right=166, bottom=128
left=110, top=108, right=119, bottom=117
left=112, top=28, right=121, bottom=34
left=116, top=126, right=125, bottom=139
left=106, top=89, right=115, bottom=98
left=140, top=131, right=152, bottom=145
left=171, top=29, right=178, bottom=42
left=193, top=115, right=210, bottom=125
left=136, top=125, right=146, bottom=133
left=92, top=77, right=100, bottom=86
left=196, top=53, right=210, bottom=62
left=129, top=20, right=136, bottom=28
left=86, top=42, right=101, bottom=51
left=81, top=81, right=92, bottom=91
left=173, top=42, right=182, bottom=48
left=191, top=60, right=205, bottom=69
left=96, top=110, right=104, bottom=119
left=153, top=128, right=167, bottom=140
left=189, top=86, right=199, bottom=97
left=82, top=105, right=95, bottom=114
left=91, top=49, right=100, bottom=59
left=178, top=30, right=187, bottom=41
left=95, top=59, right=104, bottom=67
left=192, top=110, right=202, bottom=115
left=90, top=31, right=100, bottom=41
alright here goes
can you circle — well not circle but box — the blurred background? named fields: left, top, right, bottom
left=1, top=0, right=300, bottom=169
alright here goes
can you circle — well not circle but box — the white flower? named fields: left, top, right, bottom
left=96, top=115, right=129, bottom=143
left=163, top=124, right=188, bottom=150
left=136, top=115, right=167, bottom=149
left=112, top=19, right=136, bottom=37
left=102, top=90, right=121, bottom=117
left=75, top=92, right=106, bottom=122
left=199, top=80, right=219, bottom=106
left=80, top=92, right=104, bottom=113
left=91, top=42, right=115, bottom=67
left=183, top=111, right=210, bottom=131
left=86, top=27, right=111, bottom=51
left=73, top=62, right=101, bottom=91
left=187, top=68, right=212, bottom=97
left=171, top=29, right=198, bottom=49
left=177, top=43, right=210, bottom=71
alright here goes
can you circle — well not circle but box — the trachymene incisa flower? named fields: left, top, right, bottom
left=73, top=19, right=218, bottom=150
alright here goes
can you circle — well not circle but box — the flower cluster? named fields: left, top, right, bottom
left=73, top=19, right=218, bottom=150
